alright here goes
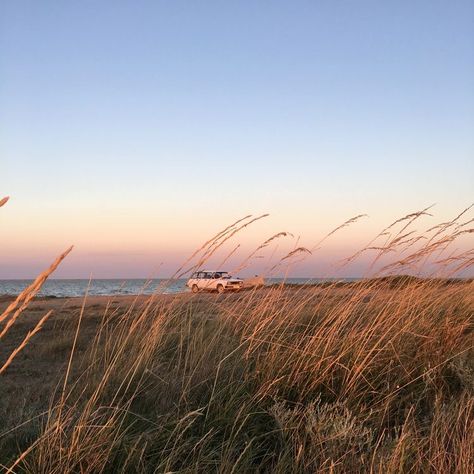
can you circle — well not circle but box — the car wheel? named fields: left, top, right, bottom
left=216, top=284, right=225, bottom=294
left=192, top=284, right=199, bottom=293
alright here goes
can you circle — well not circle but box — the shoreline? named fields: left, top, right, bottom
left=0, top=275, right=472, bottom=301
left=0, top=276, right=471, bottom=309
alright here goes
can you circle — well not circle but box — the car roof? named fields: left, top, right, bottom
left=200, top=270, right=229, bottom=273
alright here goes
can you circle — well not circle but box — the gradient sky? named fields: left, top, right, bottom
left=1, top=1, right=473, bottom=278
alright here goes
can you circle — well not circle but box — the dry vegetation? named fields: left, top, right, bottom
left=0, top=199, right=473, bottom=473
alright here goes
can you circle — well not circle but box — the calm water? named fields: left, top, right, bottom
left=0, top=278, right=356, bottom=298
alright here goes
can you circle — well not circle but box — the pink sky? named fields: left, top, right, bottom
left=1, top=1, right=473, bottom=279
left=1, top=198, right=472, bottom=279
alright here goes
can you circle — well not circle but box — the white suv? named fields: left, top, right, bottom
left=187, top=271, right=244, bottom=293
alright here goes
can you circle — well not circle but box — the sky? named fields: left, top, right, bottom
left=1, top=1, right=473, bottom=278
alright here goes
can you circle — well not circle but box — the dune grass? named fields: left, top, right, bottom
left=0, top=203, right=473, bottom=473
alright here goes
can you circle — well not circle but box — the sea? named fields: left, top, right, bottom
left=0, top=278, right=358, bottom=298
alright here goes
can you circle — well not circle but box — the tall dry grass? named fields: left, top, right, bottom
left=0, top=207, right=473, bottom=473
left=0, top=197, right=72, bottom=375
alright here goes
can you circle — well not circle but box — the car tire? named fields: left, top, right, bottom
left=192, top=284, right=199, bottom=293
left=216, top=284, right=225, bottom=294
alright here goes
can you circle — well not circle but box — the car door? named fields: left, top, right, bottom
left=195, top=272, right=206, bottom=290
left=196, top=272, right=206, bottom=289
left=202, top=272, right=215, bottom=290
left=208, top=272, right=219, bottom=290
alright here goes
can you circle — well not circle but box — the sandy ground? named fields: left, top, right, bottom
left=0, top=284, right=296, bottom=315
left=0, top=293, right=180, bottom=310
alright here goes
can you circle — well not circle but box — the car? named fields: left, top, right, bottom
left=186, top=271, right=244, bottom=293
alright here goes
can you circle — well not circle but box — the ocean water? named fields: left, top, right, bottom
left=0, top=278, right=356, bottom=298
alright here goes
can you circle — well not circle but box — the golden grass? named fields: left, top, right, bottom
left=0, top=205, right=473, bottom=473
left=0, top=311, right=53, bottom=375
left=0, top=246, right=73, bottom=330
left=0, top=197, right=72, bottom=375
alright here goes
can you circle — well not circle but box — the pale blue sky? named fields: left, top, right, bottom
left=1, top=1, right=473, bottom=278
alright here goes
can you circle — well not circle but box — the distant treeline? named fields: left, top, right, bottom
left=268, top=275, right=473, bottom=290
